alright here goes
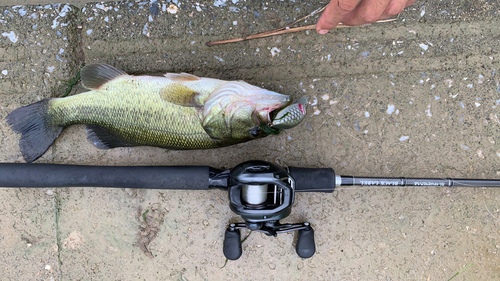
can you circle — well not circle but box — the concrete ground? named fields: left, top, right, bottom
left=0, top=0, right=499, bottom=280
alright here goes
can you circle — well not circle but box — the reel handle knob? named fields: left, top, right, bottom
left=223, top=227, right=242, bottom=260
left=296, top=224, right=316, bottom=258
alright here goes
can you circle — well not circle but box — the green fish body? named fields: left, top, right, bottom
left=7, top=64, right=299, bottom=162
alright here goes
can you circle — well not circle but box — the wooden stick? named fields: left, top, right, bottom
left=206, top=5, right=327, bottom=46
left=206, top=25, right=314, bottom=46
left=206, top=18, right=397, bottom=46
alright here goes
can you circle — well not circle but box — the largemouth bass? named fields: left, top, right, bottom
left=7, top=64, right=306, bottom=163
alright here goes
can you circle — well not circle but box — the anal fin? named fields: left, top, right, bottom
left=85, top=125, right=132, bottom=149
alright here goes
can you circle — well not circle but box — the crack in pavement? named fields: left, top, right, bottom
left=55, top=190, right=63, bottom=281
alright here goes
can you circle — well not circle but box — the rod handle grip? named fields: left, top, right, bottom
left=0, top=163, right=211, bottom=190
left=289, top=167, right=336, bottom=193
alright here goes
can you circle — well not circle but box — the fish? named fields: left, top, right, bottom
left=6, top=63, right=306, bottom=163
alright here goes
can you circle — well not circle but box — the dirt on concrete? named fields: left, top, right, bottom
left=0, top=0, right=499, bottom=280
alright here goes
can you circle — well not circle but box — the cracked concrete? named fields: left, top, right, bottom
left=54, top=191, right=63, bottom=279
left=0, top=0, right=499, bottom=280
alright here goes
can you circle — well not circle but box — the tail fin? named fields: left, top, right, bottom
left=6, top=99, right=63, bottom=162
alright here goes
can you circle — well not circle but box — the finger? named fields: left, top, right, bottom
left=340, top=0, right=392, bottom=26
left=316, top=0, right=361, bottom=34
left=379, top=0, right=417, bottom=19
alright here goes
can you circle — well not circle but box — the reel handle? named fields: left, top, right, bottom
left=296, top=224, right=316, bottom=258
left=223, top=226, right=242, bottom=260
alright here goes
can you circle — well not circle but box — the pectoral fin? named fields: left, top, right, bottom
left=159, top=83, right=203, bottom=107
left=81, top=64, right=127, bottom=90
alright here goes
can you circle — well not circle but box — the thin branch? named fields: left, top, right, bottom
left=206, top=18, right=396, bottom=46
left=206, top=25, right=315, bottom=46
left=207, top=5, right=327, bottom=46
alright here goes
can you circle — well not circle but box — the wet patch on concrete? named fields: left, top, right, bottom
left=136, top=205, right=165, bottom=258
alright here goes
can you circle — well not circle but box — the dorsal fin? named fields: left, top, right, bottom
left=164, top=72, right=201, bottom=82
left=81, top=64, right=127, bottom=90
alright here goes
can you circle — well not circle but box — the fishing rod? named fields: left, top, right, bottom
left=1, top=160, right=499, bottom=260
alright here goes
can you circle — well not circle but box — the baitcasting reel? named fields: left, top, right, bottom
left=224, top=161, right=314, bottom=260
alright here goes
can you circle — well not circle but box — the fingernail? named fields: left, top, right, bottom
left=318, top=29, right=329, bottom=35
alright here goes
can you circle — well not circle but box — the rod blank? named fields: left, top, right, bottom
left=339, top=176, right=500, bottom=187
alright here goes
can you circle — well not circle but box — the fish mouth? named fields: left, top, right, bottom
left=255, top=96, right=291, bottom=123
left=267, top=95, right=308, bottom=130
left=269, top=95, right=308, bottom=120
left=267, top=106, right=290, bottom=123
left=256, top=106, right=287, bottom=124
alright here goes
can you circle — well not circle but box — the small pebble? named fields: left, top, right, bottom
left=297, top=262, right=304, bottom=270
left=477, top=149, right=485, bottom=159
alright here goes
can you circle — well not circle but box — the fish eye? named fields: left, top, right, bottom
left=249, top=127, right=262, bottom=138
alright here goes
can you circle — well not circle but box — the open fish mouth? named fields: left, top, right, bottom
left=258, top=96, right=308, bottom=135
left=269, top=96, right=308, bottom=130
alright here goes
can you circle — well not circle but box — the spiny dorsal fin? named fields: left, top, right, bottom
left=81, top=64, right=127, bottom=90
left=164, top=72, right=201, bottom=82
left=159, top=83, right=202, bottom=107
left=85, top=125, right=132, bottom=149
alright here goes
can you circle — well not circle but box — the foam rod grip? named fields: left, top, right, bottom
left=288, top=167, right=336, bottom=193
left=0, top=163, right=210, bottom=190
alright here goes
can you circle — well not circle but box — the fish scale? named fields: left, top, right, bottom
left=49, top=84, right=216, bottom=149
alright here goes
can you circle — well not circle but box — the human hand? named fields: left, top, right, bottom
left=316, top=0, right=417, bottom=34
